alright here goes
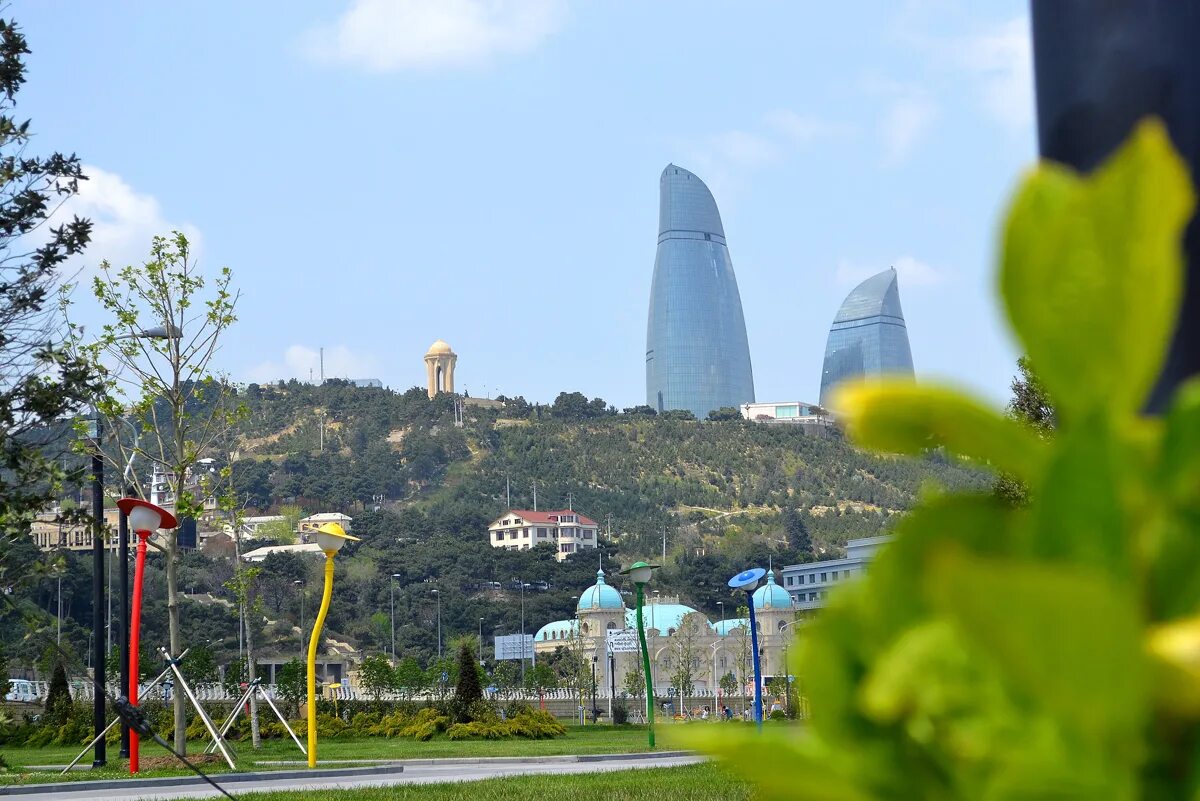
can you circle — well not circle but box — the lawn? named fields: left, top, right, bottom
left=241, top=764, right=751, bottom=801
left=0, top=724, right=656, bottom=784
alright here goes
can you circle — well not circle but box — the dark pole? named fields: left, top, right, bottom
left=118, top=485, right=131, bottom=757
left=90, top=424, right=106, bottom=768
left=1030, top=1, right=1200, bottom=411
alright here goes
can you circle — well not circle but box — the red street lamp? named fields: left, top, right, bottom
left=116, top=497, right=176, bottom=774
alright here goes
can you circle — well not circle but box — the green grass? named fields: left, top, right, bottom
left=0, top=725, right=654, bottom=784
left=241, top=764, right=751, bottom=801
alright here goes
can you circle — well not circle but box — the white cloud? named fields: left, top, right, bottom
left=302, top=0, right=566, bottom=72
left=54, top=165, right=201, bottom=272
left=836, top=255, right=943, bottom=288
left=765, top=109, right=857, bottom=144
left=953, top=16, right=1033, bottom=130
left=881, top=92, right=937, bottom=165
left=246, top=345, right=382, bottom=384
left=704, top=130, right=780, bottom=169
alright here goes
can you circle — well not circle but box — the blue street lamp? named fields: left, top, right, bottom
left=728, top=567, right=766, bottom=731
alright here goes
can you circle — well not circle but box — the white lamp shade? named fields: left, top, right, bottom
left=128, top=505, right=162, bottom=533
left=316, top=530, right=348, bottom=553
left=628, top=565, right=654, bottom=584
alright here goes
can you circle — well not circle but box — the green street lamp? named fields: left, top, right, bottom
left=619, top=560, right=659, bottom=749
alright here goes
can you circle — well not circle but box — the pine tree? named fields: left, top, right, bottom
left=782, top=507, right=813, bottom=559
left=45, top=660, right=71, bottom=724
left=995, top=357, right=1056, bottom=506
left=452, top=641, right=482, bottom=722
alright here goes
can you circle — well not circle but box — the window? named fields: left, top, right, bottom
left=774, top=404, right=799, bottom=418
left=843, top=570, right=850, bottom=578
left=582, top=530, right=593, bottom=539
left=786, top=576, right=794, bottom=586
left=537, top=527, right=548, bottom=537
left=820, top=572, right=828, bottom=581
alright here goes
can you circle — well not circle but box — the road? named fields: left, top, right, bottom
left=23, top=754, right=703, bottom=800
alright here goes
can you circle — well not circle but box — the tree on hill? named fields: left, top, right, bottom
left=996, top=357, right=1056, bottom=506
left=707, top=407, right=742, bottom=421
left=782, top=507, right=813, bottom=560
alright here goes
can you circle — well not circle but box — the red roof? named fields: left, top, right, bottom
left=507, top=509, right=598, bottom=526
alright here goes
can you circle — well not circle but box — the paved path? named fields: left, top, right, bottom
left=14, top=754, right=703, bottom=800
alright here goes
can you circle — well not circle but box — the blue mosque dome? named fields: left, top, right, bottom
left=752, top=569, right=793, bottom=610
left=535, top=619, right=578, bottom=642
left=624, top=602, right=704, bottom=634
left=578, top=569, right=624, bottom=611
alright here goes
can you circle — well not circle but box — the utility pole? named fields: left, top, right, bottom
left=532, top=481, right=537, bottom=511
left=605, top=513, right=613, bottom=539
left=662, top=525, right=667, bottom=564
left=506, top=474, right=511, bottom=508
left=319, top=347, right=325, bottom=384
left=567, top=492, right=573, bottom=511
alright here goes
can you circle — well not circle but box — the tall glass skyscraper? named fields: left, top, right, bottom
left=819, top=267, right=914, bottom=408
left=646, top=165, right=755, bottom=418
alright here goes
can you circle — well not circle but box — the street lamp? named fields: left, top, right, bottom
left=116, top=497, right=177, bottom=774
left=306, top=522, right=360, bottom=769
left=293, top=580, right=305, bottom=660
left=728, top=567, right=767, bottom=731
left=430, top=589, right=442, bottom=659
left=619, top=560, right=659, bottom=749
left=478, top=617, right=485, bottom=667
left=390, top=574, right=402, bottom=664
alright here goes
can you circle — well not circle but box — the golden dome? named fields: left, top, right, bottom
left=426, top=339, right=454, bottom=356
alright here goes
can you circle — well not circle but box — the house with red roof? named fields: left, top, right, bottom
left=487, top=509, right=600, bottom=561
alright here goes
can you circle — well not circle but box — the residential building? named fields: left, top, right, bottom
left=646, top=165, right=755, bottom=418
left=487, top=509, right=599, bottom=562
left=819, top=267, right=914, bottom=409
left=28, top=506, right=120, bottom=552
left=148, top=460, right=220, bottom=518
left=740, top=401, right=834, bottom=434
left=298, top=513, right=353, bottom=539
left=350, top=378, right=383, bottom=388
left=780, top=535, right=890, bottom=610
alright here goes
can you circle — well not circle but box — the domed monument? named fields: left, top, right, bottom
left=424, top=340, right=457, bottom=399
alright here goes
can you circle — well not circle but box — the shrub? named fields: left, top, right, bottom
left=398, top=707, right=449, bottom=741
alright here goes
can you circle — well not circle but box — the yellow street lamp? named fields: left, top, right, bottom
left=306, top=522, right=360, bottom=768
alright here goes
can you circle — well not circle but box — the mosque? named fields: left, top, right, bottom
left=533, top=567, right=798, bottom=702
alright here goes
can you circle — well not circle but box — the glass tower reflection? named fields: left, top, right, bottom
left=819, top=267, right=915, bottom=408
left=645, top=165, right=755, bottom=418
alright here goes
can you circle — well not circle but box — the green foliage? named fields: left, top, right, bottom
left=612, top=700, right=629, bottom=725
left=43, top=661, right=71, bottom=725
left=180, top=645, right=218, bottom=685
left=683, top=120, right=1200, bottom=799
left=0, top=17, right=99, bottom=588
left=452, top=641, right=483, bottom=721
left=446, top=708, right=565, bottom=740
left=359, top=654, right=396, bottom=701
left=275, top=658, right=305, bottom=719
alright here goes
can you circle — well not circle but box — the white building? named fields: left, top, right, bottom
left=487, top=509, right=600, bottom=562
left=241, top=543, right=324, bottom=562
left=740, top=401, right=832, bottom=426
left=780, top=535, right=890, bottom=610
left=299, top=513, right=353, bottom=539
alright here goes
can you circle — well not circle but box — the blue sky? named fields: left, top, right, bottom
left=23, top=0, right=1032, bottom=408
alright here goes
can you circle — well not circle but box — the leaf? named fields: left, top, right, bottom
left=1000, top=118, right=1193, bottom=419
left=1029, top=413, right=1131, bottom=580
left=834, top=381, right=1049, bottom=483
left=1159, top=379, right=1200, bottom=509
left=926, top=550, right=1146, bottom=752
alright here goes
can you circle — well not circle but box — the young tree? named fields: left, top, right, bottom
left=67, top=232, right=240, bottom=754
left=0, top=18, right=99, bottom=584
left=394, top=656, right=426, bottom=700
left=524, top=662, right=557, bottom=707
left=359, top=654, right=396, bottom=701
left=668, top=612, right=705, bottom=710
left=490, top=660, right=520, bottom=700
left=180, top=644, right=217, bottom=685
left=275, top=658, right=305, bottom=719
left=452, top=641, right=483, bottom=721
left=622, top=659, right=645, bottom=699
left=259, top=504, right=301, bottom=544
left=995, top=357, right=1056, bottom=506
left=719, top=670, right=738, bottom=700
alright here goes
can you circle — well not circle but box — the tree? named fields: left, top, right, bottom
left=622, top=659, right=645, bottom=699
left=67, top=232, right=241, bottom=754
left=180, top=644, right=217, bottom=685
left=260, top=504, right=301, bottom=544
left=995, top=357, right=1056, bottom=506
left=0, top=17, right=99, bottom=586
left=359, top=654, right=396, bottom=701
left=44, top=660, right=71, bottom=724
left=707, top=406, right=742, bottom=422
left=276, top=659, right=305, bottom=719
left=394, top=657, right=426, bottom=700
left=524, top=662, right=557, bottom=704
left=452, top=641, right=483, bottom=721
left=719, top=670, right=738, bottom=700
left=491, top=660, right=520, bottom=700
left=782, top=507, right=813, bottom=559
left=668, top=612, right=705, bottom=706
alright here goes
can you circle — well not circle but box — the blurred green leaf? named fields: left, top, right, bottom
left=1000, top=118, right=1193, bottom=419
left=835, top=382, right=1049, bottom=483
left=927, top=550, right=1146, bottom=752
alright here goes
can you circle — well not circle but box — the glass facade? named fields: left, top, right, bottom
left=819, top=267, right=914, bottom=407
left=645, top=165, right=755, bottom=418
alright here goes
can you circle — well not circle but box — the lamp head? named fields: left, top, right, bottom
left=619, top=560, right=660, bottom=585
left=116, top=497, right=177, bottom=538
left=314, top=522, right=360, bottom=555
left=728, top=567, right=766, bottom=593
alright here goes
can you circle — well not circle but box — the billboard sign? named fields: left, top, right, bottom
left=606, top=629, right=640, bottom=653
left=494, top=634, right=535, bottom=661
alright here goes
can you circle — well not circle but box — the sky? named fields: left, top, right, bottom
left=21, top=0, right=1034, bottom=408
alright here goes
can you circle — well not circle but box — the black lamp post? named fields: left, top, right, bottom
left=1031, top=1, right=1200, bottom=410
left=88, top=415, right=105, bottom=768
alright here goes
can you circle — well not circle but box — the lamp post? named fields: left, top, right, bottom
left=518, top=578, right=526, bottom=682
left=478, top=617, right=485, bottom=667
left=294, top=580, right=305, bottom=660
left=430, top=589, right=442, bottom=659
left=390, top=574, right=402, bottom=663
left=84, top=413, right=106, bottom=768
left=116, top=497, right=177, bottom=774
left=619, top=560, right=659, bottom=749
left=306, top=522, right=360, bottom=769
left=728, top=567, right=766, bottom=731
left=591, top=655, right=598, bottom=724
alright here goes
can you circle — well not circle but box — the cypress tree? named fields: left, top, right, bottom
left=452, top=642, right=483, bottom=722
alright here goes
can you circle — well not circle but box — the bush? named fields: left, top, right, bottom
left=502, top=699, right=534, bottom=719
left=612, top=700, right=629, bottom=725
left=398, top=707, right=449, bottom=741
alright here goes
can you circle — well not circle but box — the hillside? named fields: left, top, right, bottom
left=232, top=381, right=991, bottom=558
